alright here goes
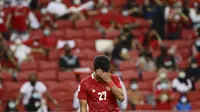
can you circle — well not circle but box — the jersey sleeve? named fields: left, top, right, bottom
left=77, top=81, right=87, bottom=100
left=112, top=75, right=122, bottom=88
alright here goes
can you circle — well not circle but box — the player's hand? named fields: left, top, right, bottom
left=97, top=69, right=112, bottom=83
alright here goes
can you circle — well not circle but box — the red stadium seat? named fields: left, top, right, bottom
left=182, top=29, right=196, bottom=40
left=119, top=61, right=136, bottom=71
left=18, top=71, right=37, bottom=82
left=112, top=0, right=127, bottom=8
left=58, top=71, right=76, bottom=82
left=84, top=29, right=102, bottom=40
left=37, top=70, right=57, bottom=81
left=47, top=82, right=75, bottom=92
left=129, top=51, right=139, bottom=61
left=75, top=39, right=96, bottom=50
left=50, top=29, right=66, bottom=39
left=105, top=30, right=121, bottom=40
left=48, top=50, right=64, bottom=60
left=55, top=20, right=73, bottom=29
left=138, top=81, right=153, bottom=91
left=20, top=61, right=38, bottom=71
left=75, top=49, right=102, bottom=60
left=0, top=72, right=13, bottom=82
left=75, top=20, right=93, bottom=29
left=167, top=71, right=178, bottom=80
left=38, top=61, right=58, bottom=71
left=30, top=52, right=47, bottom=61
left=122, top=70, right=138, bottom=81
left=30, top=30, right=43, bottom=39
left=142, top=71, right=157, bottom=81
left=137, top=18, right=151, bottom=28
left=65, top=29, right=85, bottom=40
left=4, top=82, right=23, bottom=92
left=135, top=103, right=153, bottom=110
left=188, top=91, right=200, bottom=102
left=195, top=81, right=200, bottom=91
left=191, top=101, right=200, bottom=109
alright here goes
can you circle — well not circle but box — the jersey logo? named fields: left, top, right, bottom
left=92, top=89, right=96, bottom=93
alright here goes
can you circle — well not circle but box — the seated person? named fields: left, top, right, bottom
left=127, top=79, right=144, bottom=110
left=122, top=0, right=141, bottom=17
left=176, top=94, right=192, bottom=111
left=155, top=93, right=172, bottom=110
left=172, top=71, right=192, bottom=93
left=4, top=100, right=18, bottom=112
left=156, top=45, right=176, bottom=70
left=59, top=44, right=80, bottom=71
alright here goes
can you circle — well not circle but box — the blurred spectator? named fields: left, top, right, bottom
left=153, top=70, right=171, bottom=91
left=186, top=58, right=200, bottom=90
left=136, top=51, right=156, bottom=72
left=10, top=39, right=32, bottom=64
left=4, top=100, right=18, bottom=112
left=127, top=79, right=144, bottom=110
left=10, top=0, right=40, bottom=42
left=175, top=94, right=192, bottom=111
left=122, top=0, right=141, bottom=17
left=155, top=92, right=172, bottom=110
left=111, top=34, right=131, bottom=64
left=15, top=73, right=58, bottom=112
left=142, top=0, right=156, bottom=20
left=172, top=71, right=192, bottom=93
left=151, top=0, right=166, bottom=39
left=165, top=1, right=189, bottom=40
left=182, top=0, right=190, bottom=18
left=190, top=2, right=200, bottom=29
left=156, top=45, right=176, bottom=70
left=39, top=7, right=55, bottom=29
left=168, top=45, right=182, bottom=63
left=0, top=77, right=3, bottom=104
left=0, top=0, right=12, bottom=40
left=29, top=0, right=38, bottom=10
left=0, top=44, right=19, bottom=73
left=59, top=44, right=80, bottom=71
left=39, top=27, right=58, bottom=51
left=139, top=29, right=162, bottom=51
left=192, top=37, right=200, bottom=57
left=107, top=21, right=122, bottom=31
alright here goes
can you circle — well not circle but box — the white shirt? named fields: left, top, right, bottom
left=190, top=8, right=200, bottom=23
left=20, top=81, right=47, bottom=105
left=10, top=44, right=32, bottom=64
left=172, top=78, right=192, bottom=93
left=118, top=80, right=128, bottom=111
left=47, top=1, right=68, bottom=17
left=73, top=90, right=80, bottom=112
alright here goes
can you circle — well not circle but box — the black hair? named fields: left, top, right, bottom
left=94, top=55, right=110, bottom=72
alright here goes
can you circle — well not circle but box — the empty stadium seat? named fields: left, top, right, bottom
left=105, top=30, right=121, bottom=40
left=38, top=61, right=58, bottom=71
left=75, top=39, right=96, bottom=50
left=18, top=71, right=37, bottom=82
left=80, top=60, right=93, bottom=68
left=112, top=0, right=127, bottom=8
left=30, top=52, right=47, bottom=61
left=138, top=81, right=153, bottom=91
left=58, top=71, right=76, bottom=82
left=122, top=70, right=139, bottom=81
left=167, top=71, right=178, bottom=80
left=48, top=50, right=64, bottom=61
left=188, top=91, right=200, bottom=102
left=0, top=72, right=13, bottom=82
left=195, top=81, right=200, bottom=91
left=20, top=61, right=38, bottom=71
left=119, top=61, right=136, bottom=71
left=4, top=82, right=23, bottom=92
left=37, top=70, right=57, bottom=81
left=30, top=30, right=43, bottom=39
left=55, top=20, right=73, bottom=29
left=135, top=103, right=153, bottom=110
left=65, top=29, right=85, bottom=40
left=84, top=29, right=102, bottom=40
left=75, top=20, right=93, bottom=29
left=50, top=29, right=66, bottom=39
left=142, top=71, right=157, bottom=81
left=47, top=81, right=77, bottom=92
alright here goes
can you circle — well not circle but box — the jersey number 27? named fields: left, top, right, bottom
left=98, top=91, right=107, bottom=101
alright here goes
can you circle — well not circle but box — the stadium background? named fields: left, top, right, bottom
left=0, top=0, right=200, bottom=111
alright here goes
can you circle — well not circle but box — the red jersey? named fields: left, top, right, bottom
left=78, top=73, right=122, bottom=112
left=0, top=8, right=11, bottom=32
left=11, top=6, right=30, bottom=32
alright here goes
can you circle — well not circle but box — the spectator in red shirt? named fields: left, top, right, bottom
left=39, top=7, right=55, bottom=29
left=0, top=0, right=12, bottom=40
left=165, top=1, right=189, bottom=40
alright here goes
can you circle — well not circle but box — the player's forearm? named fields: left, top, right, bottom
left=109, top=81, right=124, bottom=102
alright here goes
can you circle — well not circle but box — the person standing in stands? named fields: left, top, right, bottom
left=59, top=44, right=80, bottom=71
left=15, top=73, right=58, bottom=112
left=78, top=55, right=124, bottom=112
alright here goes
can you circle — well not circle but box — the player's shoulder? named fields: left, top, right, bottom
left=111, top=74, right=120, bottom=79
left=80, top=74, right=93, bottom=85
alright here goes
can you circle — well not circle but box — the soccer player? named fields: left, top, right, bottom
left=78, top=55, right=125, bottom=112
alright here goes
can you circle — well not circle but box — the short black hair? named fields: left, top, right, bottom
left=94, top=55, right=110, bottom=72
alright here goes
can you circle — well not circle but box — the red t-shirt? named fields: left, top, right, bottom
left=39, top=36, right=57, bottom=49
left=78, top=74, right=122, bottom=112
left=11, top=6, right=30, bottom=32
left=0, top=8, right=11, bottom=32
